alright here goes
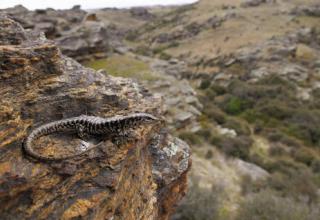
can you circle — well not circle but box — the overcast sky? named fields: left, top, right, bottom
left=0, top=0, right=198, bottom=10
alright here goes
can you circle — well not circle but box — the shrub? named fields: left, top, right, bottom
left=223, top=118, right=251, bottom=136
left=215, top=136, right=253, bottom=160
left=291, top=148, right=316, bottom=166
left=236, top=190, right=314, bottom=220
left=173, top=180, right=221, bottom=220
left=203, top=107, right=226, bottom=124
left=311, top=159, right=320, bottom=173
left=224, top=97, right=249, bottom=115
left=178, top=132, right=201, bottom=145
left=159, top=52, right=172, bottom=60
left=195, top=128, right=212, bottom=139
left=269, top=144, right=286, bottom=157
left=199, top=80, right=211, bottom=90
left=209, top=84, right=227, bottom=95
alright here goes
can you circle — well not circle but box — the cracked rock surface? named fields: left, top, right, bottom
left=0, top=17, right=191, bottom=220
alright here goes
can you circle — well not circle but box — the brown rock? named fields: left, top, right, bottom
left=0, top=17, right=191, bottom=220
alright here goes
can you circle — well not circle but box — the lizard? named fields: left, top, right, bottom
left=23, top=113, right=159, bottom=161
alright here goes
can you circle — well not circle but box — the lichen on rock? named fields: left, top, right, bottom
left=0, top=16, right=191, bottom=220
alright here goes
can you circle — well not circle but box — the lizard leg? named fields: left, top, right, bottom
left=76, top=124, right=89, bottom=140
left=78, top=140, right=90, bottom=152
left=112, top=130, right=136, bottom=145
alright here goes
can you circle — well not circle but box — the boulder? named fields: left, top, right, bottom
left=0, top=16, right=191, bottom=220
left=56, top=20, right=109, bottom=62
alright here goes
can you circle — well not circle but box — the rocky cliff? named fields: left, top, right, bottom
left=0, top=5, right=109, bottom=62
left=0, top=16, right=190, bottom=220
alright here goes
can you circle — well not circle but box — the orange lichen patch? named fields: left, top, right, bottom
left=62, top=192, right=108, bottom=219
left=0, top=162, right=11, bottom=176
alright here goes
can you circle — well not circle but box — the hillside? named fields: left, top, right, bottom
left=2, top=0, right=320, bottom=219
left=88, top=0, right=320, bottom=219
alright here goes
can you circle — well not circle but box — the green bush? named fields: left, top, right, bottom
left=225, top=97, right=249, bottom=115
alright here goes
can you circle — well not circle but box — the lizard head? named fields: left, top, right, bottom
left=131, top=113, right=159, bottom=125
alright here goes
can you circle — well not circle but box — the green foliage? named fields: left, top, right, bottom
left=203, top=75, right=320, bottom=148
left=225, top=97, right=249, bottom=115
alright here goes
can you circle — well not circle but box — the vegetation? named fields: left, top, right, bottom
left=174, top=178, right=221, bottom=220
left=84, top=55, right=158, bottom=81
left=236, top=189, right=319, bottom=220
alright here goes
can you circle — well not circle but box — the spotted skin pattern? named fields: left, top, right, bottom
left=24, top=113, right=158, bottom=161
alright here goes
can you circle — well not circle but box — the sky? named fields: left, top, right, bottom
left=0, top=0, right=198, bottom=10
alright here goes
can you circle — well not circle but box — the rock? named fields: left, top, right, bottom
left=280, top=64, right=309, bottom=82
left=249, top=67, right=270, bottom=81
left=56, top=20, right=109, bottom=62
left=206, top=16, right=224, bottom=29
left=240, top=0, right=266, bottom=7
left=130, top=7, right=155, bottom=20
left=291, top=4, right=320, bottom=17
left=216, top=125, right=237, bottom=137
left=232, top=159, right=269, bottom=181
left=295, top=43, right=317, bottom=62
left=241, top=0, right=276, bottom=7
left=0, top=17, right=191, bottom=220
left=0, top=5, right=110, bottom=61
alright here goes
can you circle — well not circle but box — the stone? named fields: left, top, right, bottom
left=295, top=43, right=317, bottom=62
left=280, top=64, right=308, bottom=82
left=240, top=0, right=266, bottom=7
left=232, top=159, right=269, bottom=181
left=56, top=20, right=109, bottom=62
left=0, top=5, right=109, bottom=61
left=0, top=17, right=191, bottom=220
left=130, top=7, right=155, bottom=20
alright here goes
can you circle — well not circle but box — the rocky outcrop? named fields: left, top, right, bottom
left=291, top=4, right=320, bottom=17
left=0, top=16, right=190, bottom=220
left=130, top=7, right=155, bottom=20
left=0, top=5, right=109, bottom=61
left=55, top=19, right=109, bottom=61
left=240, top=0, right=275, bottom=8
